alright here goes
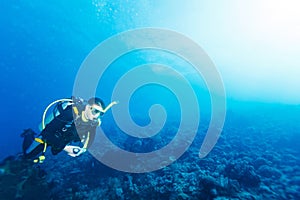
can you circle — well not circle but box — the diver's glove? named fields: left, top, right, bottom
left=72, top=147, right=86, bottom=157
left=64, top=145, right=86, bottom=157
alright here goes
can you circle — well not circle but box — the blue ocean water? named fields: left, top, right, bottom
left=1, top=1, right=299, bottom=199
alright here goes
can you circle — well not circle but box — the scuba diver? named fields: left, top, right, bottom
left=21, top=97, right=118, bottom=164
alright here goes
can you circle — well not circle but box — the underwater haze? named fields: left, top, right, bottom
left=0, top=0, right=300, bottom=199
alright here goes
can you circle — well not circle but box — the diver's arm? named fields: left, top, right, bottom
left=64, top=132, right=90, bottom=157
left=65, top=130, right=91, bottom=157
left=101, top=101, right=118, bottom=113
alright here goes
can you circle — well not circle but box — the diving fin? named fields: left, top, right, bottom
left=21, top=129, right=37, bottom=154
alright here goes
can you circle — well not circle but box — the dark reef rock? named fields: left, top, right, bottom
left=257, top=165, right=282, bottom=179
left=253, top=157, right=270, bottom=169
left=0, top=156, right=50, bottom=200
left=240, top=168, right=261, bottom=187
left=225, top=161, right=260, bottom=188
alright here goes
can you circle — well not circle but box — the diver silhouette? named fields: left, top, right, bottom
left=21, top=97, right=118, bottom=163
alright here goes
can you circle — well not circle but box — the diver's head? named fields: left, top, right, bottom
left=84, top=97, right=105, bottom=120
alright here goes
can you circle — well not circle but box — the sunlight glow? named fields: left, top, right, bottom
left=173, top=0, right=300, bottom=103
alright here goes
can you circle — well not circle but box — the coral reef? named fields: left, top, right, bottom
left=1, top=108, right=299, bottom=199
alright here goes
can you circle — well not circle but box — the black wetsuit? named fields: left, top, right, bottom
left=24, top=99, right=99, bottom=158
